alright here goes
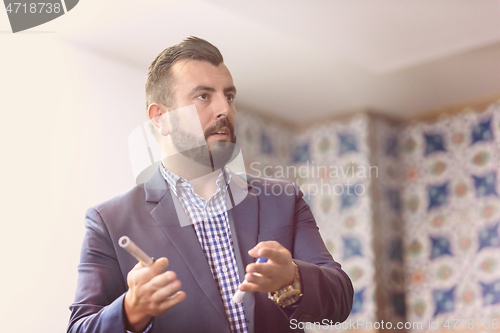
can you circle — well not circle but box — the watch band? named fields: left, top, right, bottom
left=268, top=261, right=302, bottom=307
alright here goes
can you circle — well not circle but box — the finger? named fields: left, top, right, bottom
left=255, top=247, right=290, bottom=265
left=149, top=270, right=177, bottom=289
left=239, top=282, right=260, bottom=293
left=244, top=271, right=270, bottom=285
left=152, top=278, right=183, bottom=301
left=130, top=261, right=145, bottom=272
left=246, top=262, right=275, bottom=277
left=128, top=257, right=169, bottom=285
left=158, top=291, right=186, bottom=313
left=240, top=273, right=272, bottom=292
left=127, top=262, right=148, bottom=286
left=248, top=241, right=282, bottom=256
left=149, top=257, right=169, bottom=275
left=147, top=290, right=186, bottom=317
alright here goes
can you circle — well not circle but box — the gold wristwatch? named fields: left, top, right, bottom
left=268, top=261, right=302, bottom=307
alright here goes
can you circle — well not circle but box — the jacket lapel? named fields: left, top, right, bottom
left=228, top=183, right=260, bottom=270
left=227, top=183, right=260, bottom=333
left=144, top=169, right=227, bottom=321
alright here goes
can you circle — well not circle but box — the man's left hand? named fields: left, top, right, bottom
left=239, top=241, right=295, bottom=293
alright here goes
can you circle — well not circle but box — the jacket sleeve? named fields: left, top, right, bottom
left=67, top=208, right=138, bottom=333
left=288, top=185, right=354, bottom=324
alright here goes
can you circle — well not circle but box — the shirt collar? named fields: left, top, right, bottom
left=160, top=164, right=231, bottom=196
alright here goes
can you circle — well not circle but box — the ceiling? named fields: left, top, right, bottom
left=57, top=0, right=500, bottom=123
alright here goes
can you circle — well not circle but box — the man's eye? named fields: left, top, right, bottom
left=198, top=94, right=208, bottom=100
left=226, top=94, right=235, bottom=102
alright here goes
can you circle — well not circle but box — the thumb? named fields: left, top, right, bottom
left=131, top=261, right=145, bottom=271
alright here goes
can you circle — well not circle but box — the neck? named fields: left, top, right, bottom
left=163, top=154, right=215, bottom=181
left=162, top=155, right=225, bottom=201
left=190, top=170, right=222, bottom=201
left=159, top=136, right=215, bottom=180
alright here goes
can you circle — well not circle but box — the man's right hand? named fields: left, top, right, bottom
left=124, top=257, right=186, bottom=332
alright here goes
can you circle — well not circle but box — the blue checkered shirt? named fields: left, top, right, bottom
left=160, top=164, right=248, bottom=333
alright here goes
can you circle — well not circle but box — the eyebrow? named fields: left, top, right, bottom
left=224, top=86, right=237, bottom=95
left=190, top=85, right=237, bottom=96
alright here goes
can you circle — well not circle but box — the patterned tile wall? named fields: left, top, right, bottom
left=303, top=115, right=377, bottom=327
left=236, top=110, right=379, bottom=330
left=401, top=103, right=500, bottom=332
left=235, top=111, right=294, bottom=181
left=236, top=101, right=500, bottom=332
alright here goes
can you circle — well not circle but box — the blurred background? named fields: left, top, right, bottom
left=1, top=1, right=500, bottom=332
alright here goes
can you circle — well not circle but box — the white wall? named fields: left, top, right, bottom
left=0, top=35, right=147, bottom=332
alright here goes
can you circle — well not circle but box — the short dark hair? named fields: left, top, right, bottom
left=145, top=36, right=224, bottom=110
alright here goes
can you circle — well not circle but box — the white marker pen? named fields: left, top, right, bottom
left=118, top=236, right=154, bottom=267
left=232, top=257, right=268, bottom=304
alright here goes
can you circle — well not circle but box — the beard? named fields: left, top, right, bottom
left=169, top=115, right=237, bottom=170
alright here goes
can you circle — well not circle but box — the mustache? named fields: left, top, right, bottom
left=204, top=117, right=234, bottom=139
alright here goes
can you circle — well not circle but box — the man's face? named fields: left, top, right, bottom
left=167, top=60, right=237, bottom=167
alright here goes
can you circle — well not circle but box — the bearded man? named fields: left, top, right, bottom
left=67, top=36, right=353, bottom=333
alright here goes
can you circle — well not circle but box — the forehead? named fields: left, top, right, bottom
left=170, top=60, right=234, bottom=89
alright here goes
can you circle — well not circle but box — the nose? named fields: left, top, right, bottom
left=214, top=93, right=231, bottom=119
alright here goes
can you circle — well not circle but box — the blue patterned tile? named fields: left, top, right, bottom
left=350, top=287, right=365, bottom=314
left=260, top=131, right=273, bottom=155
left=389, top=239, right=403, bottom=262
left=338, top=133, right=358, bottom=156
left=433, top=286, right=456, bottom=317
left=385, top=136, right=399, bottom=157
left=424, top=133, right=446, bottom=156
left=293, top=143, right=310, bottom=163
left=478, top=222, right=500, bottom=251
left=343, top=236, right=363, bottom=259
left=340, top=184, right=360, bottom=210
left=472, top=171, right=498, bottom=198
left=430, top=235, right=452, bottom=260
left=427, top=182, right=449, bottom=211
left=480, top=278, right=500, bottom=306
left=471, top=117, right=494, bottom=145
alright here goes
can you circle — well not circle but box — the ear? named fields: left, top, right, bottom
left=148, top=103, right=171, bottom=137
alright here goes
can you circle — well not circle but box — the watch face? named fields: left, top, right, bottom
left=279, top=290, right=302, bottom=307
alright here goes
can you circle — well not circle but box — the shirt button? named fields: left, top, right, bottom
left=222, top=266, right=228, bottom=273
left=214, top=236, right=220, bottom=242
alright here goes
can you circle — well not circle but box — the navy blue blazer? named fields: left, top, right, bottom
left=67, top=169, right=353, bottom=333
